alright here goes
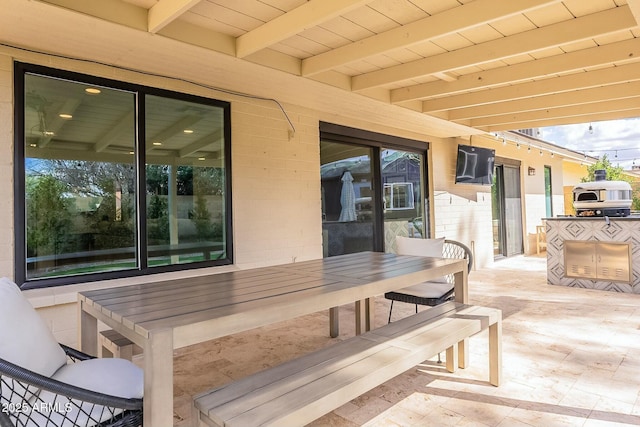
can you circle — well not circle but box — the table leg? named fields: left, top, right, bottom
left=355, top=298, right=374, bottom=335
left=355, top=300, right=366, bottom=335
left=329, top=307, right=339, bottom=338
left=453, top=269, right=468, bottom=304
left=365, top=298, right=374, bottom=331
left=143, top=328, right=174, bottom=427
left=78, top=301, right=98, bottom=357
left=454, top=268, right=469, bottom=368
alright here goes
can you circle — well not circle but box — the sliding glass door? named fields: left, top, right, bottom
left=320, top=142, right=375, bottom=256
left=320, top=124, right=427, bottom=257
left=492, top=163, right=523, bottom=258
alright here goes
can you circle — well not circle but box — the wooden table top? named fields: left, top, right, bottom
left=79, top=252, right=465, bottom=348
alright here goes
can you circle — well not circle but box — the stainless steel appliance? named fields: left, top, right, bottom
left=572, top=170, right=632, bottom=217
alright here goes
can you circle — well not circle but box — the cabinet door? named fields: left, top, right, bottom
left=564, top=241, right=596, bottom=279
left=596, top=242, right=631, bottom=283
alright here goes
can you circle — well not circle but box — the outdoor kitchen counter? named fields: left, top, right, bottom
left=545, top=216, right=640, bottom=293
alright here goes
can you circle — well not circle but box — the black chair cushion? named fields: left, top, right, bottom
left=384, top=281, right=454, bottom=306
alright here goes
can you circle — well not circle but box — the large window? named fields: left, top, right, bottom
left=15, top=63, right=232, bottom=288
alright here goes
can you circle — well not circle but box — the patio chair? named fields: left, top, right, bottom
left=385, top=237, right=473, bottom=323
left=0, top=277, right=143, bottom=427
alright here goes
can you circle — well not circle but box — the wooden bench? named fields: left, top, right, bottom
left=193, top=301, right=502, bottom=427
left=98, top=329, right=142, bottom=361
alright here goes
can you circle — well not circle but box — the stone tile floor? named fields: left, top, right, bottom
left=171, top=254, right=640, bottom=426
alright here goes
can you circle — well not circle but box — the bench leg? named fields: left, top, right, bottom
left=445, top=344, right=458, bottom=373
left=489, top=320, right=502, bottom=386
left=458, top=337, right=469, bottom=369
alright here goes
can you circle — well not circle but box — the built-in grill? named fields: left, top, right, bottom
left=572, top=170, right=632, bottom=217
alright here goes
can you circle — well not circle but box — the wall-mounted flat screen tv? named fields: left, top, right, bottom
left=455, top=144, right=495, bottom=185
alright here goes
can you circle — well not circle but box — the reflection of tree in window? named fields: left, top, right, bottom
left=26, top=175, right=73, bottom=258
left=190, top=167, right=225, bottom=241
left=26, top=160, right=136, bottom=257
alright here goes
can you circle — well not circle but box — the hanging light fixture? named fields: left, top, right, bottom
left=588, top=123, right=593, bottom=134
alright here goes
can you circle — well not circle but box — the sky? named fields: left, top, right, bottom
left=539, top=118, right=640, bottom=170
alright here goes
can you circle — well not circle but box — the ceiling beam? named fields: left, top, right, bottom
left=147, top=115, right=201, bottom=152
left=236, top=0, right=370, bottom=59
left=392, top=37, right=640, bottom=104
left=422, top=61, right=640, bottom=113
left=469, top=97, right=640, bottom=128
left=482, top=109, right=640, bottom=132
left=148, top=0, right=201, bottom=34
left=628, top=0, right=640, bottom=23
left=449, top=81, right=640, bottom=121
left=301, top=0, right=560, bottom=77
left=40, top=0, right=148, bottom=31
left=95, top=110, right=135, bottom=152
left=178, top=130, right=222, bottom=158
left=352, top=5, right=636, bottom=91
left=38, top=98, right=82, bottom=148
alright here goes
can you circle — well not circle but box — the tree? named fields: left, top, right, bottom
left=190, top=194, right=216, bottom=240
left=26, top=175, right=73, bottom=257
left=582, top=154, right=627, bottom=182
left=147, top=194, right=170, bottom=244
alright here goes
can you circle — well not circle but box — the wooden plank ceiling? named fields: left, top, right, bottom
left=27, top=0, right=640, bottom=133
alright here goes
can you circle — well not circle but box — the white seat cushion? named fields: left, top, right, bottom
left=30, top=358, right=144, bottom=426
left=51, top=358, right=143, bottom=399
left=0, top=278, right=67, bottom=377
left=396, top=237, right=448, bottom=283
left=396, top=236, right=444, bottom=257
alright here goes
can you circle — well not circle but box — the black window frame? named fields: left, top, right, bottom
left=14, top=62, right=233, bottom=289
left=319, top=122, right=431, bottom=251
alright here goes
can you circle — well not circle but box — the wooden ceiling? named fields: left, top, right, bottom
left=11, top=0, right=640, bottom=134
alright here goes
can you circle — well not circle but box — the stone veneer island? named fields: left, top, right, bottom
left=546, top=216, right=640, bottom=294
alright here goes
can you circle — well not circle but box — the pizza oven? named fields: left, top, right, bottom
left=572, top=170, right=632, bottom=217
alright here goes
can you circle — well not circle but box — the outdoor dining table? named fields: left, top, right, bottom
left=77, top=251, right=468, bottom=426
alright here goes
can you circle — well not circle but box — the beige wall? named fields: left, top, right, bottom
left=429, top=138, right=493, bottom=268
left=431, top=134, right=568, bottom=256
left=0, top=56, right=13, bottom=278
left=0, top=49, right=575, bottom=344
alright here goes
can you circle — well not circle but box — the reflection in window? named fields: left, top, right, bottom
left=18, top=65, right=231, bottom=287
left=24, top=74, right=137, bottom=280
left=381, top=149, right=423, bottom=238
left=320, top=142, right=374, bottom=256
left=384, top=183, right=415, bottom=210
left=145, top=96, right=227, bottom=266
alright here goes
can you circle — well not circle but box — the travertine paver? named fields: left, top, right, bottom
left=166, top=254, right=640, bottom=427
